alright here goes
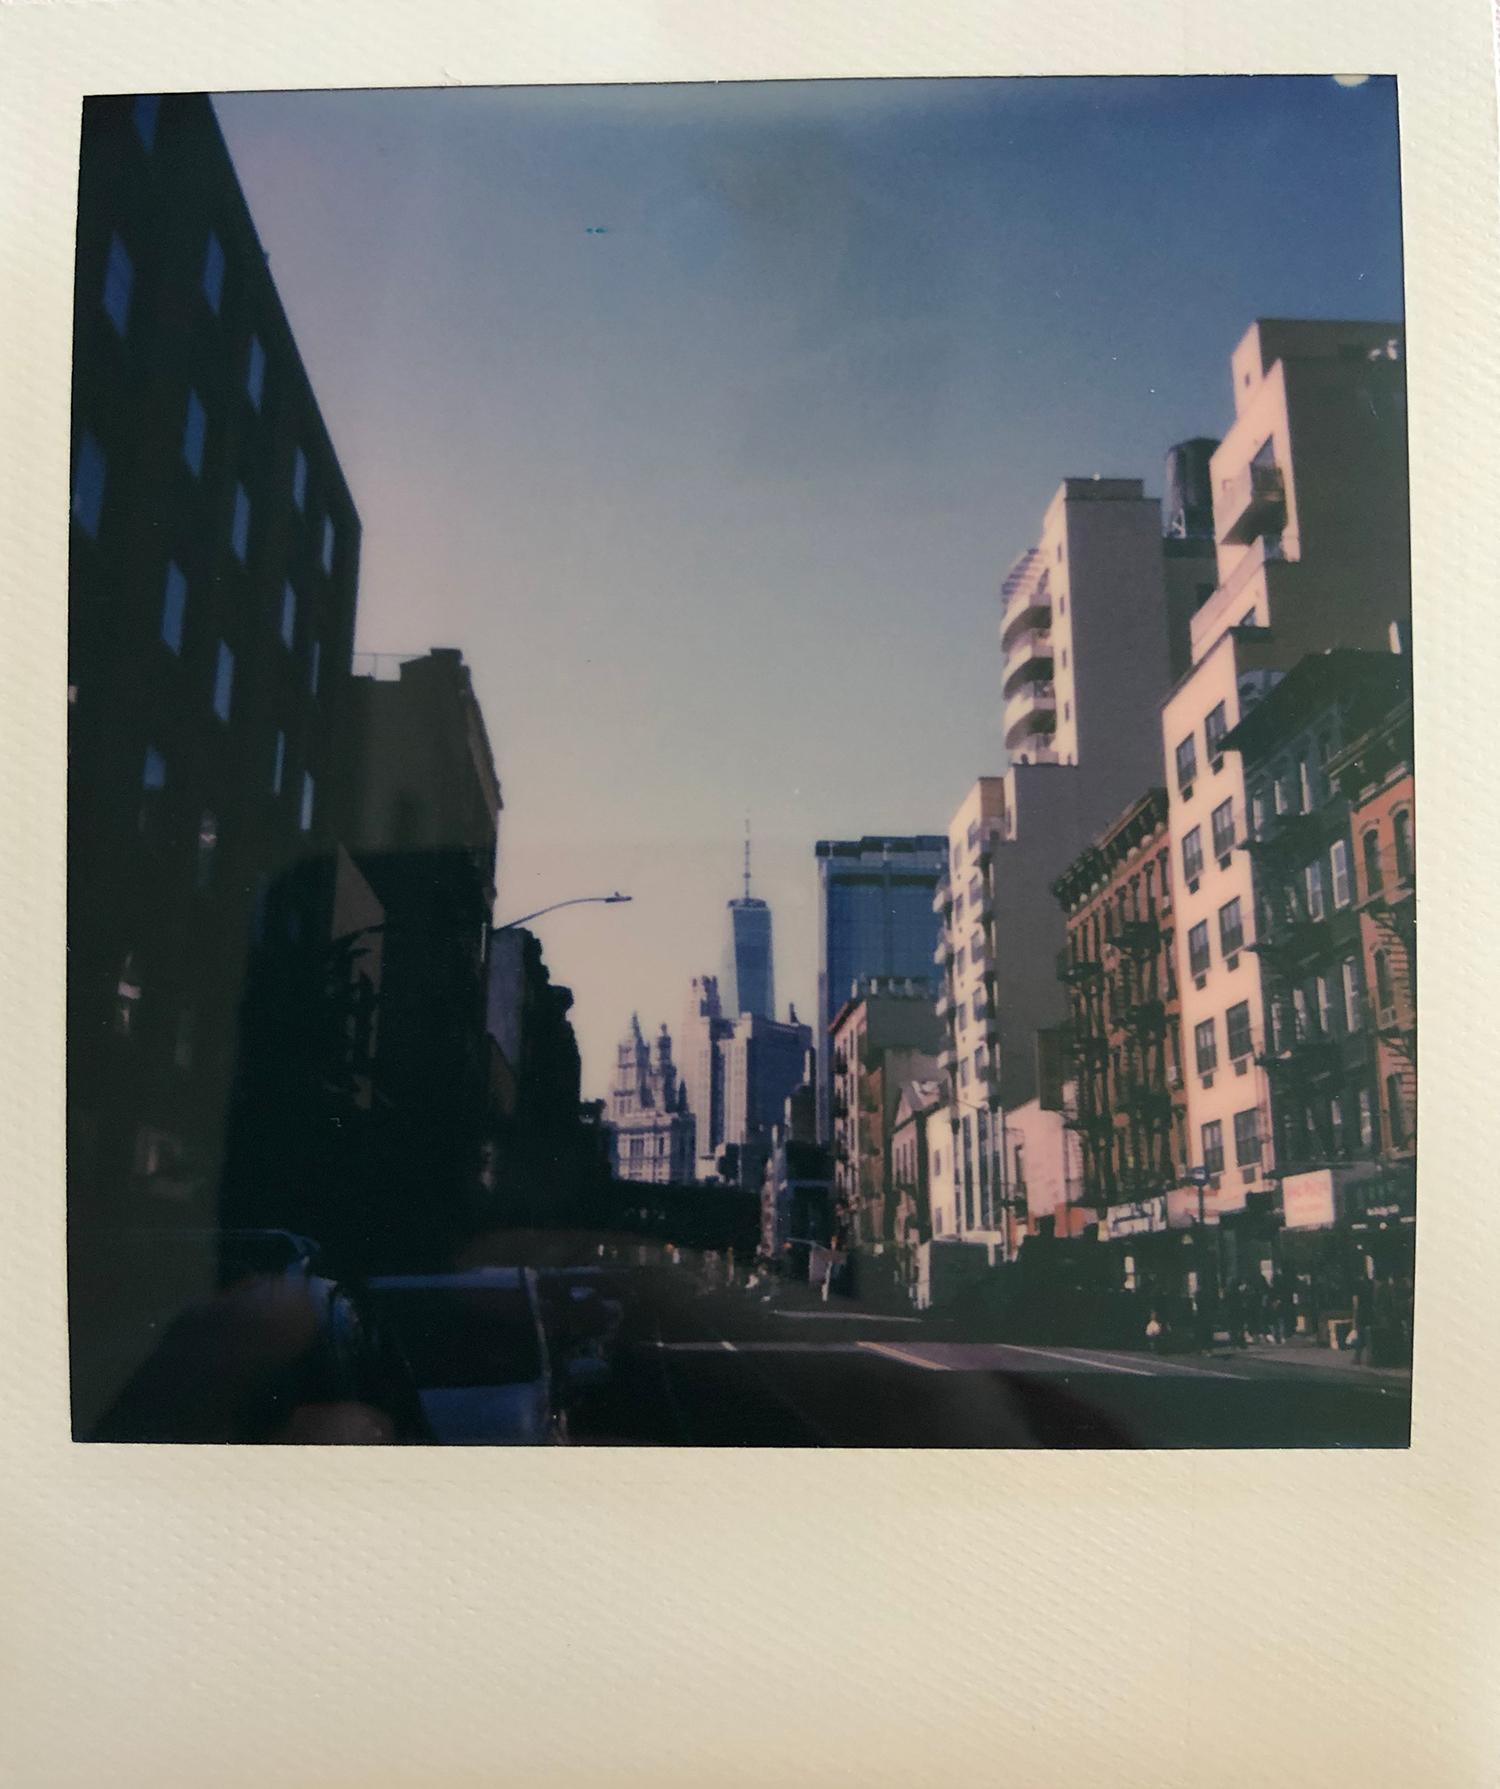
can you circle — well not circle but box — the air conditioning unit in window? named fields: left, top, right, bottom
left=1187, top=878, right=1200, bottom=895
left=1210, top=755, right=1224, bottom=775
left=1234, top=1058, right=1249, bottom=1076
left=1379, top=1005, right=1398, bottom=1027
left=1217, top=854, right=1232, bottom=872
left=1200, top=1073, right=1214, bottom=1091
left=1226, top=954, right=1239, bottom=972
left=1193, top=973, right=1207, bottom=991
left=1241, top=1166, right=1257, bottom=1184
left=1180, top=783, right=1194, bottom=803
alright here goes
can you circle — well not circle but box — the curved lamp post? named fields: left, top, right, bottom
left=493, top=892, right=632, bottom=931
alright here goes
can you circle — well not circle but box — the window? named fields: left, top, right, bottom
left=1218, top=897, right=1244, bottom=957
left=932, top=1149, right=942, bottom=1179
left=321, top=514, right=335, bottom=574
left=212, top=641, right=234, bottom=722
left=1182, top=826, right=1204, bottom=883
left=202, top=230, right=226, bottom=313
left=103, top=234, right=133, bottom=336
left=292, top=447, right=308, bottom=511
left=280, top=582, right=297, bottom=649
left=959, top=1057, right=970, bottom=1088
left=132, top=94, right=160, bottom=150
left=1175, top=733, right=1198, bottom=790
left=1329, top=1093, right=1344, bottom=1145
left=299, top=771, right=315, bottom=833
left=195, top=810, right=218, bottom=888
left=1204, top=702, right=1228, bottom=761
left=1194, top=1017, right=1218, bottom=1075
left=231, top=484, right=251, bottom=563
left=1385, top=1073, right=1408, bottom=1146
left=1358, top=1088, right=1376, bottom=1150
left=971, top=990, right=984, bottom=1022
left=1304, top=860, right=1325, bottom=922
left=1363, top=829, right=1383, bottom=895
left=1298, top=757, right=1314, bottom=812
left=160, top=561, right=187, bottom=654
left=1374, top=950, right=1394, bottom=1012
left=1226, top=1000, right=1253, bottom=1060
left=1273, top=768, right=1291, bottom=815
left=1330, top=838, right=1352, bottom=909
left=1342, top=959, right=1363, bottom=1031
left=1201, top=1120, right=1225, bottom=1176
left=72, top=431, right=106, bottom=538
left=1188, top=921, right=1210, bottom=977
left=1317, top=975, right=1334, bottom=1035
left=183, top=389, right=206, bottom=477
left=1393, top=810, right=1414, bottom=881
left=142, top=745, right=166, bottom=791
left=247, top=334, right=266, bottom=411
left=309, top=640, right=321, bottom=696
left=1251, top=790, right=1267, bottom=839
left=1233, top=1107, right=1262, bottom=1168
left=114, top=954, right=142, bottom=1038
left=173, top=1006, right=195, bottom=1072
left=1210, top=799, right=1235, bottom=861
left=271, top=729, right=286, bottom=796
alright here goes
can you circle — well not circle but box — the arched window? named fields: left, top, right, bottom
left=1362, top=828, right=1384, bottom=896
left=1393, top=810, right=1413, bottom=882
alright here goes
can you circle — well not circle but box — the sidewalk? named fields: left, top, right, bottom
left=1206, top=1335, right=1412, bottom=1380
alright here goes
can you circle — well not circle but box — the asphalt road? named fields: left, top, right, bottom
left=565, top=1279, right=1411, bottom=1449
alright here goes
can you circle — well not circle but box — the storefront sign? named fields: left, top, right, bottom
left=1281, top=1170, right=1338, bottom=1230
left=1104, top=1195, right=1166, bottom=1238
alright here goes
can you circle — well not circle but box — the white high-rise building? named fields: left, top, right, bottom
left=933, top=477, right=1180, bottom=1260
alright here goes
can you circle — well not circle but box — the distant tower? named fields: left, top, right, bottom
left=723, top=819, right=773, bottom=1019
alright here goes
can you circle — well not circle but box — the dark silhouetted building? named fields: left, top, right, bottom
left=67, top=92, right=362, bottom=1428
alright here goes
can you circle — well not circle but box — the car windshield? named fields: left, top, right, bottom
left=370, top=1286, right=543, bottom=1388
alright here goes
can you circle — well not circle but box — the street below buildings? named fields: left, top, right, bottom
left=560, top=1273, right=1411, bottom=1449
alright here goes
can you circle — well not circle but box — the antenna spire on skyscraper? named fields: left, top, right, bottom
left=744, top=815, right=752, bottom=902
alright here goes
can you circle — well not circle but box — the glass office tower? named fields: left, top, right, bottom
left=814, top=836, right=947, bottom=1139
left=723, top=896, right=773, bottom=1019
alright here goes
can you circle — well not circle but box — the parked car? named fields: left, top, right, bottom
left=365, top=1269, right=565, bottom=1445
left=535, top=1267, right=627, bottom=1397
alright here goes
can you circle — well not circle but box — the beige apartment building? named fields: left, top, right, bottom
left=932, top=477, right=1183, bottom=1268
left=1162, top=320, right=1410, bottom=1215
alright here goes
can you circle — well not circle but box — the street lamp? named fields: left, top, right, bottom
left=493, top=892, right=632, bottom=931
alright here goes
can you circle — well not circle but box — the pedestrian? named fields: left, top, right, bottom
left=1224, top=1281, right=1245, bottom=1348
left=1348, top=1285, right=1370, bottom=1366
left=1145, top=1309, right=1165, bottom=1354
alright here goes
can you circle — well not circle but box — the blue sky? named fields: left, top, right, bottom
left=214, top=75, right=1404, bottom=1098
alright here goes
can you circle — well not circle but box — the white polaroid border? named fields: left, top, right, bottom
left=2, top=3, right=1497, bottom=1785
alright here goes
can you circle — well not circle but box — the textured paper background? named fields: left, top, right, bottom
left=2, top=3, right=1498, bottom=1784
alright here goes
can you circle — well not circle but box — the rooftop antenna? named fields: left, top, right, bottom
left=743, top=815, right=752, bottom=902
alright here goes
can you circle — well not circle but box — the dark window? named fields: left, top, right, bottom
left=1393, top=810, right=1414, bottom=881
left=1386, top=1074, right=1408, bottom=1147
left=1201, top=1120, right=1224, bottom=1176
left=212, top=641, right=234, bottom=722
left=1233, top=1107, right=1262, bottom=1167
left=231, top=484, right=251, bottom=563
left=280, top=582, right=297, bottom=649
left=183, top=389, right=206, bottom=477
left=1182, top=827, right=1204, bottom=883
left=1204, top=702, right=1228, bottom=760
left=1194, top=1017, right=1217, bottom=1074
left=160, top=562, right=187, bottom=654
left=1218, top=897, right=1244, bottom=956
left=1226, top=1000, right=1253, bottom=1060
left=72, top=431, right=106, bottom=538
left=1363, top=829, right=1384, bottom=895
left=1188, top=921, right=1210, bottom=977
left=103, top=234, right=133, bottom=336
left=1374, top=950, right=1394, bottom=1011
left=247, top=335, right=266, bottom=411
left=1211, top=799, right=1236, bottom=860
left=293, top=447, right=308, bottom=511
left=1175, top=733, right=1198, bottom=790
left=202, top=230, right=226, bottom=313
left=132, top=94, right=160, bottom=150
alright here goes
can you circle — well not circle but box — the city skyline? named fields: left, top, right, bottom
left=211, top=75, right=1405, bottom=1098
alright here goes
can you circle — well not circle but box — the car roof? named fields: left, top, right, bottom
left=367, top=1269, right=531, bottom=1291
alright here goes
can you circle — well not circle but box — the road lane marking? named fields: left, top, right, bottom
left=858, top=1340, right=952, bottom=1372
left=995, top=1343, right=1158, bottom=1378
left=719, top=1339, right=737, bottom=1352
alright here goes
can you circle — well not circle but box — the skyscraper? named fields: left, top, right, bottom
left=814, top=836, right=948, bottom=1140
left=722, top=825, right=773, bottom=1018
